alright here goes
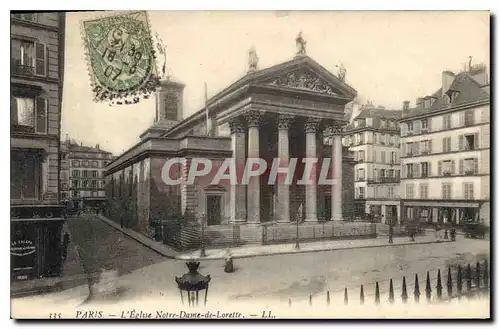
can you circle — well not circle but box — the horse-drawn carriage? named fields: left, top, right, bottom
left=463, top=221, right=487, bottom=239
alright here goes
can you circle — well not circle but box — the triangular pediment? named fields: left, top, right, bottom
left=252, top=56, right=357, bottom=99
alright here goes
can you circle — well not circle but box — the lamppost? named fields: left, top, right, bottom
left=295, top=205, right=302, bottom=250
left=200, top=212, right=207, bottom=258
left=175, top=262, right=211, bottom=306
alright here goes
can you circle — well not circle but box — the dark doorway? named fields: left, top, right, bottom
left=324, top=195, right=332, bottom=220
left=206, top=195, right=221, bottom=226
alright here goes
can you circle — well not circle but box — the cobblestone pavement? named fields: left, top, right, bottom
left=12, top=215, right=490, bottom=312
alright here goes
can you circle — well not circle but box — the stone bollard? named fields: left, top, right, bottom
left=224, top=250, right=234, bottom=273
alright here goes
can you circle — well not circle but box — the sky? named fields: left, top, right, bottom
left=61, top=11, right=490, bottom=155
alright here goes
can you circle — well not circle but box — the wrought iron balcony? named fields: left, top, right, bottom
left=11, top=60, right=34, bottom=76
left=367, top=177, right=400, bottom=184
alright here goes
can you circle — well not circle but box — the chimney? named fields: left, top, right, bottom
left=416, top=97, right=423, bottom=107
left=442, top=70, right=455, bottom=96
left=96, top=144, right=100, bottom=150
left=403, top=101, right=410, bottom=111
left=469, top=64, right=488, bottom=86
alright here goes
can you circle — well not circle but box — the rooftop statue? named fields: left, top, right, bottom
left=295, top=32, right=307, bottom=56
left=248, top=46, right=259, bottom=72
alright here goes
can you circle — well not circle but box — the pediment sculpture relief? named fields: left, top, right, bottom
left=267, top=71, right=338, bottom=96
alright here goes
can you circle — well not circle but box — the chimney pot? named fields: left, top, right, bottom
left=442, top=70, right=455, bottom=96
left=403, top=101, right=410, bottom=110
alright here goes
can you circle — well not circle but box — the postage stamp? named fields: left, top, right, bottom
left=81, top=11, right=161, bottom=104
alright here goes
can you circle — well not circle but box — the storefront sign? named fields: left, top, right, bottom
left=11, top=240, right=36, bottom=257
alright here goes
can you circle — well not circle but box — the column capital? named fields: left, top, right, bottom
left=278, top=114, right=294, bottom=130
left=324, top=121, right=346, bottom=136
left=304, top=117, right=321, bottom=134
left=244, top=110, right=262, bottom=128
left=229, top=117, right=245, bottom=134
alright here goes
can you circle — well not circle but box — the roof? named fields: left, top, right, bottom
left=402, top=72, right=490, bottom=119
left=355, top=107, right=402, bottom=120
left=67, top=142, right=113, bottom=155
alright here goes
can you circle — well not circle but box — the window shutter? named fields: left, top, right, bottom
left=428, top=162, right=432, bottom=177
left=11, top=96, right=18, bottom=125
left=414, top=142, right=420, bottom=155
left=442, top=137, right=447, bottom=152
left=458, top=135, right=464, bottom=150
left=34, top=42, right=46, bottom=76
left=402, top=165, right=406, bottom=178
left=35, top=97, right=47, bottom=133
left=438, top=161, right=442, bottom=176
left=459, top=112, right=465, bottom=126
left=413, top=163, right=420, bottom=178
left=463, top=182, right=467, bottom=198
left=414, top=120, right=421, bottom=134
left=401, top=144, right=406, bottom=157
left=459, top=159, right=464, bottom=175
left=428, top=139, right=432, bottom=153
left=451, top=160, right=455, bottom=174
left=474, top=158, right=478, bottom=174
left=474, top=133, right=479, bottom=149
left=401, top=123, right=407, bottom=136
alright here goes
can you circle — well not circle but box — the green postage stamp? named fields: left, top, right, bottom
left=81, top=11, right=161, bottom=104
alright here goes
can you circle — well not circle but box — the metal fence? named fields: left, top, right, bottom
left=287, top=260, right=489, bottom=307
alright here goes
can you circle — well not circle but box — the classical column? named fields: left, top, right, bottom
left=276, top=114, right=293, bottom=223
left=246, top=111, right=261, bottom=224
left=304, top=118, right=321, bottom=222
left=332, top=123, right=344, bottom=221
left=229, top=117, right=246, bottom=223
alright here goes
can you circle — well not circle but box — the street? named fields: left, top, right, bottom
left=13, top=215, right=490, bottom=310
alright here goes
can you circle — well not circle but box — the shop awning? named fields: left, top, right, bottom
left=403, top=201, right=480, bottom=208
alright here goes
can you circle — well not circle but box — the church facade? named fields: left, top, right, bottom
left=104, top=50, right=370, bottom=248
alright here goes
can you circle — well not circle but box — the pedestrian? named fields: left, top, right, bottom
left=388, top=224, right=394, bottom=244
left=224, top=249, right=234, bottom=273
left=62, top=232, right=70, bottom=261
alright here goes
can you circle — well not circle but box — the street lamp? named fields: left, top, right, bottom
left=295, top=205, right=303, bottom=250
left=200, top=212, right=207, bottom=257
left=175, top=262, right=211, bottom=306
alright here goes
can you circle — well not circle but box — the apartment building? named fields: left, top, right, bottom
left=400, top=64, right=490, bottom=226
left=344, top=104, right=402, bottom=223
left=10, top=12, right=66, bottom=280
left=61, top=138, right=114, bottom=207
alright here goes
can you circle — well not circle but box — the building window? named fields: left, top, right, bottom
left=460, top=134, right=478, bottom=150
left=83, top=160, right=89, bottom=167
left=359, top=133, right=365, bottom=144
left=442, top=183, right=452, bottom=199
left=82, top=170, right=89, bottom=178
left=419, top=183, right=429, bottom=199
left=92, top=160, right=99, bottom=167
left=421, top=119, right=429, bottom=130
left=407, top=122, right=414, bottom=133
left=72, top=180, right=78, bottom=188
left=91, top=180, right=97, bottom=189
left=357, top=168, right=365, bottom=181
left=380, top=119, right=386, bottom=128
left=439, top=160, right=454, bottom=176
left=381, top=151, right=386, bottom=164
left=406, top=164, right=413, bottom=178
left=11, top=39, right=46, bottom=76
left=72, top=160, right=80, bottom=166
left=11, top=151, right=41, bottom=200
left=387, top=169, right=394, bottom=178
left=461, top=158, right=478, bottom=175
left=421, top=140, right=431, bottom=154
left=388, top=186, right=395, bottom=199
left=443, top=114, right=452, bottom=130
left=92, top=170, right=98, bottom=178
left=464, top=109, right=475, bottom=126
left=358, top=187, right=365, bottom=199
left=406, top=184, right=414, bottom=199
left=442, top=137, right=452, bottom=152
left=421, top=162, right=430, bottom=177
left=464, top=183, right=474, bottom=200
left=72, top=190, right=79, bottom=197
left=11, top=96, right=47, bottom=133
left=390, top=152, right=397, bottom=164
left=358, top=150, right=365, bottom=162
left=405, top=142, right=413, bottom=156
left=83, top=180, right=89, bottom=188
left=72, top=170, right=80, bottom=177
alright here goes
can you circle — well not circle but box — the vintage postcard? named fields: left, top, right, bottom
left=10, top=10, right=490, bottom=319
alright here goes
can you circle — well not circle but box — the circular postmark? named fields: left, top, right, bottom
left=83, top=12, right=158, bottom=102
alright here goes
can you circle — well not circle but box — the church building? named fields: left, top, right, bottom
left=104, top=38, right=371, bottom=249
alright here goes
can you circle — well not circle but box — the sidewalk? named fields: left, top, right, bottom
left=11, top=221, right=89, bottom=300
left=98, top=215, right=179, bottom=258
left=176, top=234, right=457, bottom=260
